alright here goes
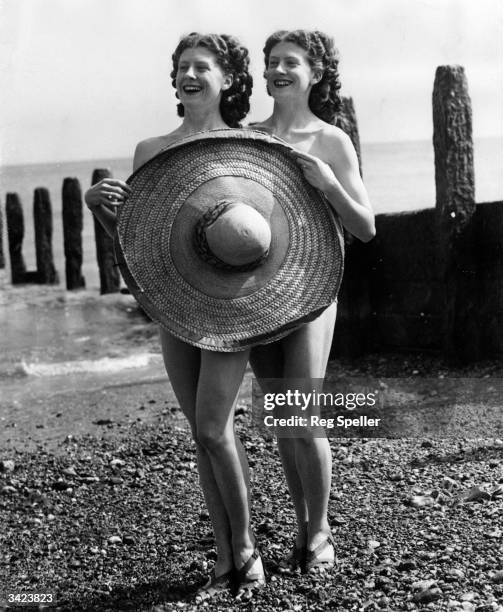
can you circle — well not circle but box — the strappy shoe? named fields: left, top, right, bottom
left=195, top=568, right=234, bottom=602
left=235, top=547, right=266, bottom=600
left=278, top=543, right=306, bottom=573
left=304, top=533, right=336, bottom=573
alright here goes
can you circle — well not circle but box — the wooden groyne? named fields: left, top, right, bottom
left=91, top=169, right=120, bottom=295
left=62, top=178, right=86, bottom=290
left=5, top=193, right=27, bottom=284
left=332, top=65, right=503, bottom=364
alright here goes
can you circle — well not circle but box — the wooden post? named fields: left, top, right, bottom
left=331, top=95, right=371, bottom=357
left=34, top=187, right=59, bottom=284
left=62, top=178, right=86, bottom=289
left=92, top=168, right=120, bottom=294
left=0, top=204, right=4, bottom=269
left=433, top=65, right=477, bottom=363
left=336, top=96, right=362, bottom=177
left=5, top=193, right=27, bottom=284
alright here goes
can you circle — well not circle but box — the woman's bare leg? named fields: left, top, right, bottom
left=250, top=344, right=308, bottom=547
left=195, top=348, right=262, bottom=574
left=160, top=330, right=233, bottom=575
left=282, top=303, right=338, bottom=555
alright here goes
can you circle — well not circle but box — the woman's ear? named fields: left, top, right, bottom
left=311, top=70, right=322, bottom=85
left=222, top=74, right=233, bottom=91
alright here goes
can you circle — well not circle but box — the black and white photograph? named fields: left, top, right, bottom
left=1, top=1, right=502, bottom=610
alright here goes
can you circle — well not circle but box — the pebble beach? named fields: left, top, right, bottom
left=1, top=283, right=503, bottom=611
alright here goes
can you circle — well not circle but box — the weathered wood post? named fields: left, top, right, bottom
left=0, top=205, right=5, bottom=270
left=5, top=193, right=27, bottom=284
left=331, top=96, right=372, bottom=357
left=34, top=187, right=59, bottom=284
left=433, top=65, right=477, bottom=363
left=92, top=168, right=120, bottom=294
left=62, top=178, right=86, bottom=289
left=336, top=95, right=363, bottom=176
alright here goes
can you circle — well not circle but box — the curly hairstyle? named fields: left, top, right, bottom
left=170, top=33, right=253, bottom=128
left=263, top=30, right=342, bottom=124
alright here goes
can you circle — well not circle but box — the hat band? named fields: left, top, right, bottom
left=193, top=200, right=270, bottom=273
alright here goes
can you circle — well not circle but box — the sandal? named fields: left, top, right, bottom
left=304, top=533, right=336, bottom=573
left=235, top=547, right=266, bottom=600
left=279, top=522, right=308, bottom=573
left=195, top=568, right=234, bottom=602
left=278, top=543, right=305, bottom=573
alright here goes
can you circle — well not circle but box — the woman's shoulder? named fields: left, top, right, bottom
left=316, top=122, right=356, bottom=164
left=133, top=130, right=184, bottom=170
left=317, top=122, right=351, bottom=147
left=135, top=131, right=183, bottom=156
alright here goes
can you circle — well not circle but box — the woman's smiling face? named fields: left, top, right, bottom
left=265, top=42, right=318, bottom=98
left=176, top=46, right=232, bottom=110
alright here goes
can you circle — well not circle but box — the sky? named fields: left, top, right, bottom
left=1, top=0, right=502, bottom=165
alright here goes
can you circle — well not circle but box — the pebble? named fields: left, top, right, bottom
left=110, top=459, right=125, bottom=469
left=0, top=460, right=15, bottom=472
left=412, top=579, right=437, bottom=591
left=409, top=494, right=435, bottom=508
left=108, top=535, right=122, bottom=545
left=490, top=570, right=503, bottom=584
left=52, top=480, right=72, bottom=491
left=442, top=476, right=458, bottom=489
left=388, top=472, right=403, bottom=481
left=397, top=559, right=417, bottom=571
left=460, top=592, right=478, bottom=602
left=413, top=588, right=442, bottom=604
left=449, top=568, right=466, bottom=580
left=462, top=487, right=491, bottom=502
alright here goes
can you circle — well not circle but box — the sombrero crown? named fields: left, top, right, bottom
left=115, top=129, right=344, bottom=351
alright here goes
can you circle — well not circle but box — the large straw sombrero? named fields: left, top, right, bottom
left=114, top=129, right=344, bottom=352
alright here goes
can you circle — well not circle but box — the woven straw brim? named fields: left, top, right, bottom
left=115, top=129, right=344, bottom=352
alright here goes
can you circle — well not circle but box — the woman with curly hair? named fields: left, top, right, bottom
left=85, top=33, right=264, bottom=600
left=250, top=30, right=375, bottom=573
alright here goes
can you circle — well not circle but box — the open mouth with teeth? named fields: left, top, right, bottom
left=182, top=84, right=202, bottom=94
left=273, top=79, right=292, bottom=88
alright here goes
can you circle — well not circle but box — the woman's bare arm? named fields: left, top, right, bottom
left=84, top=139, right=162, bottom=239
left=294, top=129, right=375, bottom=242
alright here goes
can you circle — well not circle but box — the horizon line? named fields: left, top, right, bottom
left=1, top=134, right=502, bottom=169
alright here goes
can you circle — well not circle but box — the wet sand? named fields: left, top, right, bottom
left=1, top=282, right=502, bottom=454
left=0, top=283, right=254, bottom=452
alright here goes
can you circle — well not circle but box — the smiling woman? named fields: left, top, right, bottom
left=171, top=32, right=253, bottom=128
left=83, top=32, right=266, bottom=603
left=249, top=28, right=375, bottom=577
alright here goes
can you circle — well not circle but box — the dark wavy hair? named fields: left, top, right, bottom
left=263, top=30, right=342, bottom=124
left=170, top=33, right=252, bottom=128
